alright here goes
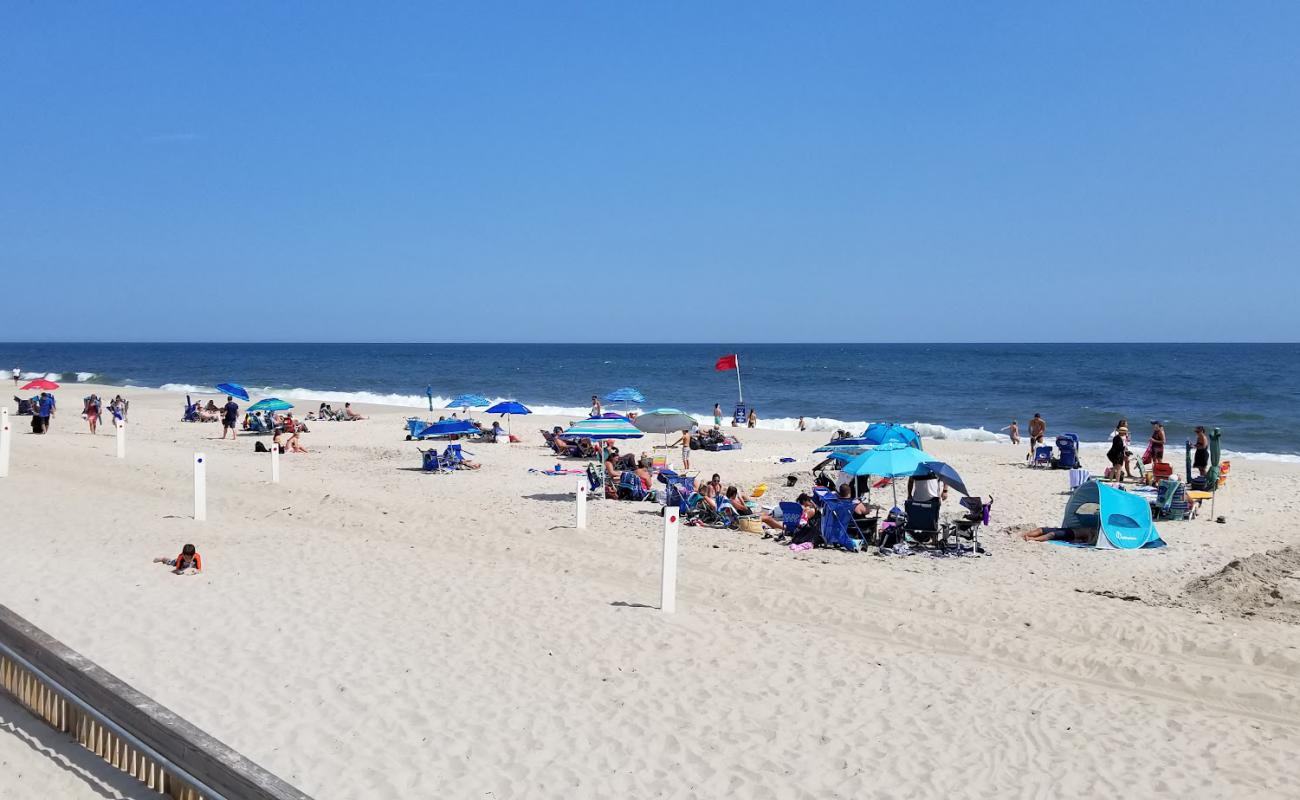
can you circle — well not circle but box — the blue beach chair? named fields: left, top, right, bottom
left=439, top=443, right=473, bottom=470
left=820, top=497, right=865, bottom=552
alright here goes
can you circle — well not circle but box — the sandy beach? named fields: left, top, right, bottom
left=2, top=383, right=1299, bottom=798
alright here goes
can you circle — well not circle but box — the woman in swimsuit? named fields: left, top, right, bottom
left=1106, top=419, right=1130, bottom=482
left=1193, top=426, right=1210, bottom=477
left=1148, top=420, right=1166, bottom=464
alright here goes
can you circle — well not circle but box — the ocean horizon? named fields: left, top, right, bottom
left=5, top=341, right=1299, bottom=459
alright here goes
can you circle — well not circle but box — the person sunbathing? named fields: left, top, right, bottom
left=287, top=430, right=309, bottom=453
left=723, top=486, right=752, bottom=515
left=1020, top=526, right=1098, bottom=544
left=153, top=543, right=202, bottom=575
left=343, top=402, right=365, bottom=420
left=837, top=483, right=874, bottom=517
left=762, top=493, right=817, bottom=538
left=634, top=457, right=654, bottom=491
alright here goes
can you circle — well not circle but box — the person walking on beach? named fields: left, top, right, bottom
left=1193, top=425, right=1210, bottom=478
left=84, top=394, right=101, bottom=435
left=1147, top=420, right=1166, bottom=464
left=747, top=409, right=757, bottom=428
left=11, top=367, right=19, bottom=386
left=713, top=403, right=722, bottom=426
left=36, top=392, right=54, bottom=433
left=220, top=395, right=239, bottom=440
left=1008, top=419, right=1020, bottom=445
left=1026, top=413, right=1046, bottom=460
left=590, top=395, right=602, bottom=418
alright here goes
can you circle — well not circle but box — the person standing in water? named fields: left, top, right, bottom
left=798, top=416, right=806, bottom=432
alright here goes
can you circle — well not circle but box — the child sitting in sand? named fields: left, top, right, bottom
left=153, top=544, right=203, bottom=575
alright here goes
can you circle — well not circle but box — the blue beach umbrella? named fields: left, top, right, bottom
left=486, top=400, right=531, bottom=416
left=485, top=400, right=531, bottom=435
left=447, top=393, right=490, bottom=413
left=919, top=461, right=969, bottom=497
left=602, top=387, right=645, bottom=415
left=416, top=419, right=478, bottom=438
left=841, top=442, right=934, bottom=477
left=216, top=382, right=249, bottom=401
left=861, top=423, right=922, bottom=448
left=247, top=397, right=293, bottom=412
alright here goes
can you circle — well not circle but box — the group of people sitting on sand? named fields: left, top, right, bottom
left=307, top=402, right=365, bottom=422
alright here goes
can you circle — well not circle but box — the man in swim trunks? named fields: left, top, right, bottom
left=713, top=404, right=722, bottom=426
left=220, top=395, right=239, bottom=439
left=1026, top=413, right=1045, bottom=460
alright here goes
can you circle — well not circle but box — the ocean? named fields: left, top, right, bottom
left=4, top=342, right=1298, bottom=459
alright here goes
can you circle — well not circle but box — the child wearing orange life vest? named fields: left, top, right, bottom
left=153, top=543, right=203, bottom=575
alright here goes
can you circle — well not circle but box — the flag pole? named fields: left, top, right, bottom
left=735, top=354, right=743, bottom=404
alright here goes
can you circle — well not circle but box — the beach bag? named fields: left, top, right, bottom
left=254, top=441, right=269, bottom=452
left=1141, top=443, right=1153, bottom=465
left=737, top=517, right=763, bottom=534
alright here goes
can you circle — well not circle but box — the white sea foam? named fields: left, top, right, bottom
left=16, top=366, right=1300, bottom=463
left=1222, top=450, right=1300, bottom=464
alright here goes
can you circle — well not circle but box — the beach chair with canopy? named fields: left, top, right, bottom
left=1061, top=481, right=1165, bottom=549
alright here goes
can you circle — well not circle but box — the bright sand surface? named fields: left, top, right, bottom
left=2, top=383, right=1299, bottom=798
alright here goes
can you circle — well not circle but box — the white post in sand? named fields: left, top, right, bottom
left=115, top=418, right=126, bottom=459
left=270, top=442, right=280, bottom=484
left=0, top=408, right=10, bottom=478
left=660, top=507, right=680, bottom=613
left=194, top=452, right=207, bottom=521
left=575, top=474, right=587, bottom=529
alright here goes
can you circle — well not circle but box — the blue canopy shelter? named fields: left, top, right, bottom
left=416, top=419, right=479, bottom=439
left=602, top=387, right=645, bottom=415
left=815, top=423, right=921, bottom=452
left=1062, top=481, right=1165, bottom=549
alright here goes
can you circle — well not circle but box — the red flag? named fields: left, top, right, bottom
left=714, top=354, right=737, bottom=371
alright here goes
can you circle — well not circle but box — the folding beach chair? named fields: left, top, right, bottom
left=778, top=501, right=804, bottom=535
left=418, top=447, right=441, bottom=472
left=819, top=497, right=866, bottom=552
left=1155, top=479, right=1192, bottom=521
left=901, top=500, right=944, bottom=547
left=616, top=471, right=655, bottom=502
left=439, top=443, right=473, bottom=471
left=1031, top=446, right=1054, bottom=468
left=942, top=496, right=991, bottom=554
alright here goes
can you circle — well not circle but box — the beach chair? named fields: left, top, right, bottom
left=683, top=493, right=731, bottom=528
left=819, top=498, right=865, bottom=552
left=1052, top=434, right=1081, bottom=469
left=901, top=500, right=944, bottom=547
left=778, top=501, right=805, bottom=536
left=1031, top=446, right=1053, bottom=468
left=1155, top=479, right=1192, bottom=521
left=943, top=496, right=991, bottom=554
left=183, top=396, right=200, bottom=423
left=406, top=418, right=431, bottom=440
left=417, top=447, right=442, bottom=472
left=616, top=471, right=655, bottom=502
left=439, top=443, right=473, bottom=471
left=658, top=471, right=696, bottom=513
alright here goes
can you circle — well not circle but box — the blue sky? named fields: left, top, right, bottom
left=3, top=3, right=1298, bottom=341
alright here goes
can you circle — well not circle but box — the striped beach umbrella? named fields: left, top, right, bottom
left=559, top=417, right=644, bottom=440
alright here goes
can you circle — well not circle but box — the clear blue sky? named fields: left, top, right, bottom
left=3, top=3, right=1298, bottom=341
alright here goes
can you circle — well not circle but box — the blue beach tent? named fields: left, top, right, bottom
left=1062, top=481, right=1165, bottom=549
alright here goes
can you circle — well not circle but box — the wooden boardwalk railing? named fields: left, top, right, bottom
left=0, top=604, right=313, bottom=800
